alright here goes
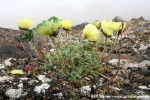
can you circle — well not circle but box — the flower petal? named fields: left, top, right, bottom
left=113, top=22, right=122, bottom=31
left=11, top=69, right=24, bottom=74
left=101, top=20, right=113, bottom=37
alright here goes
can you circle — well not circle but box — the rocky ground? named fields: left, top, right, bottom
left=0, top=16, right=150, bottom=100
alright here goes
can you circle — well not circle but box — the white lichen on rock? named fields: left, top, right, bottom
left=4, top=58, right=16, bottom=67
left=34, top=83, right=50, bottom=94
left=0, top=76, right=13, bottom=82
left=6, top=88, right=22, bottom=99
left=80, top=85, right=91, bottom=96
left=37, top=75, right=51, bottom=83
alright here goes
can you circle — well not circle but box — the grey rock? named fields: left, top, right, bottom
left=0, top=27, right=45, bottom=61
left=112, top=16, right=126, bottom=22
left=72, top=22, right=88, bottom=30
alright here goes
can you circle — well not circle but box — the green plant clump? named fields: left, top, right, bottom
left=45, top=41, right=101, bottom=80
left=16, top=16, right=127, bottom=84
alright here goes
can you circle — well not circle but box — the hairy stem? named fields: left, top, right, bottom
left=68, top=38, right=83, bottom=65
left=20, top=41, right=46, bottom=64
left=66, top=30, right=68, bottom=40
left=29, top=40, right=45, bottom=61
left=51, top=37, right=63, bottom=67
left=94, top=37, right=107, bottom=68
left=112, top=30, right=122, bottom=78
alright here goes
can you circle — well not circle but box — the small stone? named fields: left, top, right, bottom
left=18, top=83, right=23, bottom=88
left=108, top=59, right=118, bottom=66
left=139, top=60, right=150, bottom=69
left=37, top=75, right=46, bottom=83
left=54, top=93, right=63, bottom=98
left=17, top=65, right=24, bottom=69
left=37, top=75, right=51, bottom=83
left=135, top=90, right=145, bottom=95
left=0, top=63, right=5, bottom=69
left=85, top=77, right=90, bottom=81
left=80, top=85, right=91, bottom=95
left=49, top=49, right=55, bottom=52
left=53, top=66, right=57, bottom=69
left=138, top=86, right=150, bottom=90
left=98, top=78, right=104, bottom=86
left=34, top=83, right=50, bottom=94
left=4, top=58, right=15, bottom=67
left=112, top=86, right=122, bottom=91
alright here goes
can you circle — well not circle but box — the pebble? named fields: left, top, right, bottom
left=112, top=86, right=122, bottom=91
left=37, top=75, right=52, bottom=83
left=0, top=63, right=5, bottom=69
left=135, top=90, right=145, bottom=95
left=85, top=77, right=91, bottom=81
left=138, top=86, right=150, bottom=90
left=34, top=83, right=50, bottom=94
left=80, top=85, right=91, bottom=95
left=108, top=59, right=118, bottom=66
left=49, top=49, right=55, bottom=53
left=138, top=60, right=150, bottom=69
left=98, top=78, right=104, bottom=86
left=4, top=58, right=15, bottom=67
left=18, top=83, right=23, bottom=88
left=54, top=93, right=63, bottom=98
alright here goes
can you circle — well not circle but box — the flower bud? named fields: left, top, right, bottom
left=17, top=18, right=33, bottom=30
left=83, top=24, right=100, bottom=41
left=94, top=20, right=101, bottom=30
left=61, top=20, right=72, bottom=30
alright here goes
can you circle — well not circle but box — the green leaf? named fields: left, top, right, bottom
left=68, top=76, right=77, bottom=80
left=17, top=30, right=33, bottom=42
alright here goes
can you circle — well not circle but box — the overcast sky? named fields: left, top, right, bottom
left=0, top=0, right=150, bottom=29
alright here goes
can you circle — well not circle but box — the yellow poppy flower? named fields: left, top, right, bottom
left=122, top=22, right=126, bottom=31
left=93, top=20, right=101, bottom=30
left=83, top=24, right=100, bottom=41
left=11, top=69, right=24, bottom=74
left=17, top=18, right=33, bottom=30
left=48, top=16, right=62, bottom=29
left=108, top=20, right=113, bottom=29
left=36, top=20, right=59, bottom=36
left=101, top=20, right=113, bottom=37
left=112, top=22, right=122, bottom=31
left=61, top=20, right=72, bottom=30
left=113, top=22, right=126, bottom=34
